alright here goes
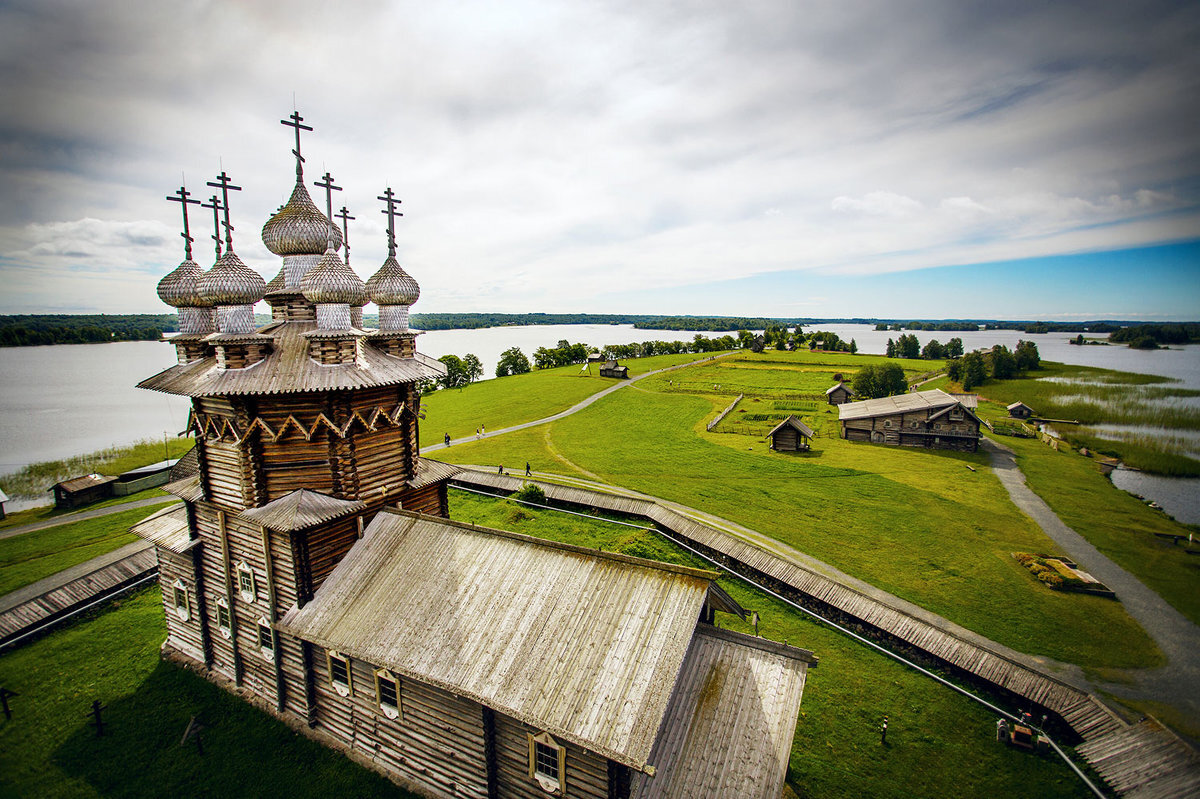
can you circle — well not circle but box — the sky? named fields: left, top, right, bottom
left=1, top=0, right=1198, bottom=321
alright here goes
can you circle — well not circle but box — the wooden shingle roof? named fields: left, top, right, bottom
left=53, top=474, right=117, bottom=493
left=838, top=388, right=962, bottom=421
left=278, top=508, right=743, bottom=772
left=238, top=490, right=365, bottom=532
left=407, top=458, right=462, bottom=490
left=138, top=320, right=445, bottom=398
left=130, top=504, right=192, bottom=553
left=825, top=382, right=850, bottom=395
left=768, top=415, right=814, bottom=438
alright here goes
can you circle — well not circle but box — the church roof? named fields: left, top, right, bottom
left=238, top=489, right=366, bottom=532
left=278, top=508, right=745, bottom=772
left=137, top=320, right=445, bottom=397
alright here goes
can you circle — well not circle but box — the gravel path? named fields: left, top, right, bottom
left=0, top=496, right=180, bottom=540
left=983, top=437, right=1200, bottom=726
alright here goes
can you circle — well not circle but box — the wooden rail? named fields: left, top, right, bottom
left=705, top=394, right=744, bottom=431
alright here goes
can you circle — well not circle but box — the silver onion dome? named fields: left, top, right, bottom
left=261, top=180, right=343, bottom=256
left=197, top=251, right=267, bottom=306
left=301, top=247, right=366, bottom=305
left=157, top=259, right=207, bottom=308
left=365, top=256, right=420, bottom=307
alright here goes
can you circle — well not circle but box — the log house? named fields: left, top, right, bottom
left=838, top=388, right=982, bottom=452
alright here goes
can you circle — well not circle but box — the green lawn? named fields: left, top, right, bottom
left=0, top=588, right=414, bottom=799
left=449, top=490, right=1090, bottom=799
left=421, top=351, right=725, bottom=444
left=0, top=504, right=174, bottom=596
left=438, top=364, right=1161, bottom=671
left=0, top=486, right=173, bottom=531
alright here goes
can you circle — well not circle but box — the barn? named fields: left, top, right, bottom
left=838, top=389, right=982, bottom=452
left=769, top=415, right=815, bottom=452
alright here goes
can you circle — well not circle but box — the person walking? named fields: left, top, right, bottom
left=525, top=462, right=531, bottom=477
left=444, top=432, right=450, bottom=447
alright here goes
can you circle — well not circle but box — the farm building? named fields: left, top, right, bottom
left=599, top=359, right=629, bottom=379
left=769, top=415, right=814, bottom=452
left=838, top=388, right=982, bottom=452
left=51, top=473, right=117, bottom=509
left=132, top=113, right=814, bottom=799
left=825, top=382, right=853, bottom=405
left=1008, top=401, right=1034, bottom=419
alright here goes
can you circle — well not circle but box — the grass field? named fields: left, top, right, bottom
left=0, top=588, right=415, bottom=799
left=0, top=503, right=174, bottom=596
left=436, top=354, right=1162, bottom=672
left=0, top=436, right=194, bottom=503
left=0, top=485, right=172, bottom=531
left=449, top=490, right=1090, bottom=799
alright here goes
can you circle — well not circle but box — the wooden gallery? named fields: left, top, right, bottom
left=837, top=389, right=982, bottom=452
left=132, top=114, right=814, bottom=799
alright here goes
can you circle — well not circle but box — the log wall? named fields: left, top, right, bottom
left=157, top=548, right=205, bottom=662
left=841, top=409, right=979, bottom=452
left=493, top=714, right=609, bottom=799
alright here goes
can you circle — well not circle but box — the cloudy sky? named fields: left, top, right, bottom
left=1, top=0, right=1198, bottom=320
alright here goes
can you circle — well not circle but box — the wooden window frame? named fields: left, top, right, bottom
left=528, top=731, right=566, bottom=794
left=171, top=579, right=191, bottom=622
left=236, top=561, right=257, bottom=604
left=327, top=650, right=352, bottom=697
left=949, top=408, right=964, bottom=421
left=257, top=617, right=274, bottom=660
left=375, top=668, right=400, bottom=719
left=216, top=599, right=232, bottom=639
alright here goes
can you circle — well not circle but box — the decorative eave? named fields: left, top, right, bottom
left=163, top=475, right=204, bottom=503
left=407, top=458, right=464, bottom=490
left=238, top=489, right=366, bottom=532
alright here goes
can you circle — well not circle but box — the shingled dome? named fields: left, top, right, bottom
left=157, top=258, right=207, bottom=308
left=196, top=250, right=266, bottom=306
left=366, top=256, right=420, bottom=306
left=262, top=180, right=343, bottom=256
left=301, top=247, right=366, bottom=305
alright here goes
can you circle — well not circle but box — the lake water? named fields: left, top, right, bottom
left=1, top=323, right=1197, bottom=517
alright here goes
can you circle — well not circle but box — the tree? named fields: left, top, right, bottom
left=849, top=338, right=858, bottom=354
left=946, top=359, right=963, bottom=382
left=886, top=338, right=896, bottom=358
left=1014, top=340, right=1040, bottom=371
left=463, top=354, right=483, bottom=383
left=438, top=354, right=469, bottom=389
left=945, top=337, right=964, bottom=358
left=852, top=363, right=907, bottom=399
left=989, top=345, right=1017, bottom=379
left=897, top=333, right=920, bottom=359
left=961, top=351, right=987, bottom=390
left=736, top=329, right=755, bottom=349
left=921, top=339, right=944, bottom=360
left=495, top=346, right=531, bottom=377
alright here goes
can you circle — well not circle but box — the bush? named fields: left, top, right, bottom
left=513, top=483, right=547, bottom=504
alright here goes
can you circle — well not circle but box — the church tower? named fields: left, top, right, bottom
left=137, top=112, right=455, bottom=710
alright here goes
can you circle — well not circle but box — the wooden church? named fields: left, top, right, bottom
left=133, top=113, right=814, bottom=799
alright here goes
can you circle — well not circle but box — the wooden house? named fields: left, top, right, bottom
left=838, top=389, right=982, bottom=452
left=1008, top=401, right=1034, bottom=419
left=51, top=474, right=117, bottom=509
left=131, top=116, right=814, bottom=799
left=113, top=458, right=180, bottom=496
left=599, top=359, right=629, bottom=379
left=769, top=416, right=814, bottom=452
left=0, top=487, right=7, bottom=520
left=825, top=382, right=853, bottom=405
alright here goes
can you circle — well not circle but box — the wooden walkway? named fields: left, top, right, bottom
left=451, top=469, right=1200, bottom=798
left=0, top=540, right=158, bottom=646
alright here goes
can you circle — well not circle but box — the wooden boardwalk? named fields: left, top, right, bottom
left=451, top=469, right=1200, bottom=797
left=0, top=540, right=158, bottom=646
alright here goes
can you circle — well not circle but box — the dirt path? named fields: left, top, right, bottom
left=983, top=437, right=1200, bottom=727
left=0, top=496, right=180, bottom=540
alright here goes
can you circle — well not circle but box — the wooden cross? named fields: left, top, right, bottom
left=86, top=699, right=107, bottom=737
left=206, top=171, right=242, bottom=251
left=200, top=196, right=223, bottom=259
left=0, top=687, right=17, bottom=720
left=377, top=187, right=403, bottom=257
left=313, top=171, right=342, bottom=246
left=280, top=111, right=313, bottom=176
left=180, top=714, right=205, bottom=755
left=166, top=185, right=201, bottom=260
left=335, top=206, right=354, bottom=265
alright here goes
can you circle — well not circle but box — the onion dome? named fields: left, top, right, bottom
left=301, top=247, right=366, bottom=305
left=157, top=259, right=206, bottom=308
left=197, top=250, right=267, bottom=306
left=366, top=256, right=420, bottom=306
left=261, top=180, right=343, bottom=256
left=264, top=268, right=285, bottom=294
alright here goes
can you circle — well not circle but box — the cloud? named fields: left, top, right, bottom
left=831, top=192, right=924, bottom=218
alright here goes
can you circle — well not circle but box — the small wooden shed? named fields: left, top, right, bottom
left=51, top=474, right=117, bottom=510
left=769, top=416, right=815, bottom=452
left=1007, top=401, right=1034, bottom=419
left=0, top=487, right=8, bottom=520
left=600, top=359, right=629, bottom=379
left=826, top=382, right=853, bottom=405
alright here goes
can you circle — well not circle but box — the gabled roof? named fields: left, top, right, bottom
left=163, top=474, right=204, bottom=503
left=838, top=388, right=965, bottom=421
left=630, top=625, right=814, bottom=799
left=238, top=489, right=365, bottom=532
left=825, top=382, right=851, bottom=395
left=407, top=457, right=462, bottom=490
left=52, top=474, right=117, bottom=493
left=768, top=415, right=814, bottom=438
left=138, top=321, right=445, bottom=397
left=0, top=488, right=8, bottom=503
left=278, top=508, right=744, bottom=772
left=169, top=447, right=200, bottom=481
left=130, top=504, right=193, bottom=553
left=1007, top=401, right=1033, bottom=411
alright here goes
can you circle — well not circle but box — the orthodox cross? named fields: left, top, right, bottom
left=200, top=196, right=224, bottom=259
left=335, top=206, right=354, bottom=265
left=280, top=111, right=312, bottom=177
left=313, top=171, right=342, bottom=245
left=377, top=187, right=403, bottom=257
left=166, top=185, right=201, bottom=260
left=206, top=171, right=242, bottom=252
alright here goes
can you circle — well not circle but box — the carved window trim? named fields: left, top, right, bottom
left=216, top=598, right=232, bottom=639
left=528, top=731, right=566, bottom=794
left=236, top=561, right=257, bottom=604
left=375, top=668, right=400, bottom=719
left=257, top=617, right=274, bottom=660
left=171, top=579, right=191, bottom=622
left=328, top=650, right=352, bottom=697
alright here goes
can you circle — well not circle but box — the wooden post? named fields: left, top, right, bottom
left=181, top=715, right=205, bottom=755
left=217, top=510, right=242, bottom=685
left=0, top=687, right=17, bottom=719
left=482, top=706, right=498, bottom=799
left=259, top=524, right=286, bottom=712
left=880, top=715, right=888, bottom=745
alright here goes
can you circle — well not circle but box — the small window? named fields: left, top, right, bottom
left=236, top=561, right=257, bottom=604
left=171, top=580, right=191, bottom=622
left=257, top=617, right=274, bottom=660
left=216, top=599, right=232, bottom=639
left=934, top=423, right=942, bottom=431
left=883, top=420, right=891, bottom=429
left=328, top=650, right=352, bottom=697
left=910, top=421, right=918, bottom=430
left=528, top=731, right=565, bottom=794
left=375, top=669, right=400, bottom=719
left=950, top=408, right=964, bottom=421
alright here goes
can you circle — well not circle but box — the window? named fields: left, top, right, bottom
left=216, top=599, right=232, bottom=639
left=171, top=580, right=190, bottom=622
left=328, top=650, right=352, bottom=697
left=257, top=617, right=274, bottom=660
left=236, top=561, right=257, bottom=603
left=883, top=420, right=891, bottom=429
left=528, top=731, right=565, bottom=794
left=910, top=421, right=919, bottom=430
left=950, top=408, right=964, bottom=421
left=375, top=669, right=400, bottom=719
left=934, top=423, right=942, bottom=431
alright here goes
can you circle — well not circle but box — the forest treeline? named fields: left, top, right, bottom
left=1108, top=323, right=1200, bottom=348
left=0, top=314, right=179, bottom=346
